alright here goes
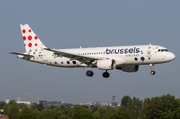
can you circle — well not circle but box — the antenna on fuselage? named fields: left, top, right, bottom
left=149, top=43, right=152, bottom=45
left=80, top=46, right=82, bottom=48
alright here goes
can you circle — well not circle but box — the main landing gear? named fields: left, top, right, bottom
left=150, top=64, right=155, bottom=75
left=86, top=64, right=110, bottom=78
left=86, top=64, right=94, bottom=77
left=86, top=70, right=110, bottom=78
left=102, top=71, right=110, bottom=78
left=86, top=70, right=94, bottom=77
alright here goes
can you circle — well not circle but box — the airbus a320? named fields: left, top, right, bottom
left=9, top=24, right=175, bottom=78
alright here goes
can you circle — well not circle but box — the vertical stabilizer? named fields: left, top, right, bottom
left=20, top=24, right=46, bottom=53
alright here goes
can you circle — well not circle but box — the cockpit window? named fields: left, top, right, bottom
left=158, top=49, right=168, bottom=52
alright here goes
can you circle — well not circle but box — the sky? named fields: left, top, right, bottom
left=0, top=1, right=180, bottom=104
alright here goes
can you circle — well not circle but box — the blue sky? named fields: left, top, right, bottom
left=0, top=1, right=179, bottom=104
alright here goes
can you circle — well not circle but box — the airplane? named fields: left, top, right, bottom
left=9, top=24, right=175, bottom=78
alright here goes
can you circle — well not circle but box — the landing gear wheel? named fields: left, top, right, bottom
left=150, top=71, right=155, bottom=75
left=102, top=72, right=110, bottom=78
left=86, top=71, right=94, bottom=77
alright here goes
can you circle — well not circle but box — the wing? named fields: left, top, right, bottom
left=44, top=48, right=104, bottom=63
left=8, top=52, right=34, bottom=57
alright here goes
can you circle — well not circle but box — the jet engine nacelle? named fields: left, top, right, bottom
left=116, top=65, right=139, bottom=72
left=97, top=59, right=116, bottom=70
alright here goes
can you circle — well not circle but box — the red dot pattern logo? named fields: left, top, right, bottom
left=22, top=29, right=26, bottom=33
left=22, top=28, right=40, bottom=48
left=23, top=36, right=26, bottom=41
left=28, top=36, right=32, bottom=40
left=28, top=43, right=32, bottom=47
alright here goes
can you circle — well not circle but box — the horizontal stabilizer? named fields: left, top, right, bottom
left=8, top=52, right=34, bottom=57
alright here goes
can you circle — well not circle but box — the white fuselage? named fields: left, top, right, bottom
left=20, top=45, right=175, bottom=68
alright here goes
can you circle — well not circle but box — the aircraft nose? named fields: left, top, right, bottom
left=168, top=52, right=175, bottom=61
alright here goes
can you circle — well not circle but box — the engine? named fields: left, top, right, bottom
left=116, top=65, right=139, bottom=72
left=97, top=59, right=116, bottom=70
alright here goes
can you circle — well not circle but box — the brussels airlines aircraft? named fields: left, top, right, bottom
left=9, top=24, right=175, bottom=78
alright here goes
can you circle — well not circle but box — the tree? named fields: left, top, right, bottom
left=18, top=106, right=32, bottom=119
left=117, top=106, right=131, bottom=119
left=73, top=109, right=93, bottom=119
left=3, top=104, right=10, bottom=115
left=177, top=98, right=180, bottom=104
left=126, top=97, right=143, bottom=119
left=97, top=107, right=106, bottom=119
left=93, top=111, right=100, bottom=119
left=109, top=106, right=130, bottom=119
left=0, top=103, right=5, bottom=109
left=68, top=105, right=84, bottom=118
left=8, top=99, right=17, bottom=105
left=92, top=106, right=98, bottom=114
left=160, top=94, right=179, bottom=118
left=97, top=107, right=106, bottom=115
left=104, top=107, right=116, bottom=118
left=31, top=109, right=41, bottom=119
left=145, top=97, right=164, bottom=118
left=121, top=95, right=131, bottom=107
left=7, top=105, right=19, bottom=119
left=31, top=103, right=44, bottom=111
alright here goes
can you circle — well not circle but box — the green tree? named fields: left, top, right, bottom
left=92, top=106, right=98, bottom=114
left=55, top=107, right=67, bottom=119
left=31, top=103, right=44, bottom=111
left=104, top=107, right=116, bottom=118
left=0, top=103, right=5, bottom=109
left=121, top=95, right=131, bottom=107
left=40, top=107, right=65, bottom=119
left=126, top=97, right=143, bottom=119
left=8, top=99, right=17, bottom=105
left=117, top=106, right=130, bottom=119
left=145, top=97, right=164, bottom=119
left=177, top=98, right=180, bottom=105
left=97, top=107, right=106, bottom=115
left=93, top=111, right=100, bottom=119
left=31, top=109, right=41, bottom=119
left=97, top=107, right=106, bottom=119
left=109, top=106, right=130, bottom=119
left=7, top=105, right=19, bottom=119
left=18, top=106, right=32, bottom=119
left=68, top=105, right=84, bottom=118
left=73, top=109, right=93, bottom=119
left=160, top=94, right=179, bottom=118
left=3, top=104, right=10, bottom=115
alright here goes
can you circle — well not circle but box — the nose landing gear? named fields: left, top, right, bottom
left=150, top=64, right=155, bottom=75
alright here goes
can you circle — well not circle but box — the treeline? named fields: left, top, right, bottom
left=0, top=94, right=180, bottom=119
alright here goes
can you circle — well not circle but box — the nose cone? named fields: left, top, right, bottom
left=168, top=52, right=175, bottom=61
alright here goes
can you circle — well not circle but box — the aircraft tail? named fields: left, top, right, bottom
left=20, top=24, right=46, bottom=53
